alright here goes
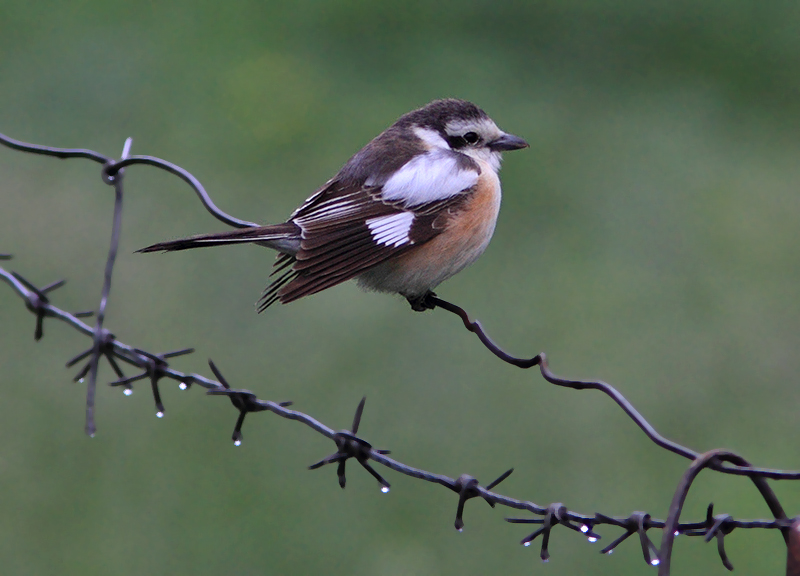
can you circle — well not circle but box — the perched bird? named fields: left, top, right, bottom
left=139, top=99, right=528, bottom=312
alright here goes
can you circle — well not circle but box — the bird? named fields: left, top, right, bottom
left=139, top=99, right=528, bottom=312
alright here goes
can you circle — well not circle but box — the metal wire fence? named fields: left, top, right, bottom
left=2, top=131, right=799, bottom=575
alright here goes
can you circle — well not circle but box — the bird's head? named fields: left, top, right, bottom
left=398, top=99, right=529, bottom=170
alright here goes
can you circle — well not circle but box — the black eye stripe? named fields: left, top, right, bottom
left=446, top=135, right=466, bottom=149
left=446, top=132, right=481, bottom=149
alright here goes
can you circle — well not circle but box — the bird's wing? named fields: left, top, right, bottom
left=259, top=157, right=480, bottom=310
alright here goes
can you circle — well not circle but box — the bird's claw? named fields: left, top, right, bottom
left=407, top=291, right=437, bottom=312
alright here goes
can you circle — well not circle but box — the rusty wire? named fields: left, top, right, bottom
left=2, top=130, right=799, bottom=574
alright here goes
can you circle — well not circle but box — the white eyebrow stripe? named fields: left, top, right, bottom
left=380, top=150, right=479, bottom=206
left=365, top=212, right=415, bottom=247
left=444, top=117, right=500, bottom=138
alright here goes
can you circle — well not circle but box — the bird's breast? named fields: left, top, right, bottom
left=357, top=165, right=501, bottom=297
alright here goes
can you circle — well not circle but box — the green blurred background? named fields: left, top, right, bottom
left=2, top=1, right=799, bottom=574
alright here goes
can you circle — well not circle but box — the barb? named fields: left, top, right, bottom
left=7, top=272, right=75, bottom=340
left=206, top=358, right=292, bottom=445
left=109, top=347, right=196, bottom=417
left=308, top=397, right=392, bottom=490
left=0, top=270, right=94, bottom=342
left=506, top=502, right=590, bottom=561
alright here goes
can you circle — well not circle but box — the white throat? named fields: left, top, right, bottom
left=460, top=146, right=502, bottom=172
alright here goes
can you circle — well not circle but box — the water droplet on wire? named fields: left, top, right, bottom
left=234, top=439, right=242, bottom=447
left=179, top=382, right=188, bottom=391
left=588, top=536, right=598, bottom=543
left=580, top=525, right=589, bottom=533
left=123, top=388, right=133, bottom=396
left=156, top=411, right=164, bottom=418
left=381, top=486, right=390, bottom=493
left=650, top=558, right=660, bottom=566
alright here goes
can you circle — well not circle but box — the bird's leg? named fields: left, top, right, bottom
left=406, top=291, right=437, bottom=312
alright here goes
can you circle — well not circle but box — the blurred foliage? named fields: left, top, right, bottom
left=2, top=1, right=800, bottom=574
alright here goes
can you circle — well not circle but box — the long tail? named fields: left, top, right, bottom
left=137, top=223, right=300, bottom=254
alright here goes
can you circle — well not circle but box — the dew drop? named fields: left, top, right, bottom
left=580, top=524, right=589, bottom=533
left=78, top=378, right=84, bottom=384
left=179, top=382, right=188, bottom=391
left=234, top=439, right=242, bottom=447
left=607, top=550, right=613, bottom=555
left=650, top=558, right=660, bottom=566
left=156, top=411, right=164, bottom=418
left=588, top=536, right=598, bottom=543
left=523, top=542, right=531, bottom=547
left=380, top=486, right=390, bottom=493
left=123, top=388, right=133, bottom=396
left=674, top=530, right=680, bottom=536
left=457, top=528, right=463, bottom=533
left=541, top=558, right=549, bottom=564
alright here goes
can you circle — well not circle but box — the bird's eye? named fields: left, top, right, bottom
left=463, top=131, right=480, bottom=145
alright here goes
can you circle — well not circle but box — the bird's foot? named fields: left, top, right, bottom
left=406, top=291, right=437, bottom=312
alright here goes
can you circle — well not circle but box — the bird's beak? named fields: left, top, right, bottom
left=489, top=133, right=529, bottom=152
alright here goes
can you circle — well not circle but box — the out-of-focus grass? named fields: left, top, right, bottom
left=2, top=2, right=800, bottom=575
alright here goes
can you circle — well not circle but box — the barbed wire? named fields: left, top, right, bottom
left=2, top=131, right=798, bottom=574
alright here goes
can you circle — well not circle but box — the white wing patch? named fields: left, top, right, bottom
left=380, top=150, right=479, bottom=206
left=365, top=212, right=415, bottom=247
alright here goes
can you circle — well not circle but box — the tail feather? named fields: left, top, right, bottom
left=138, top=223, right=300, bottom=253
